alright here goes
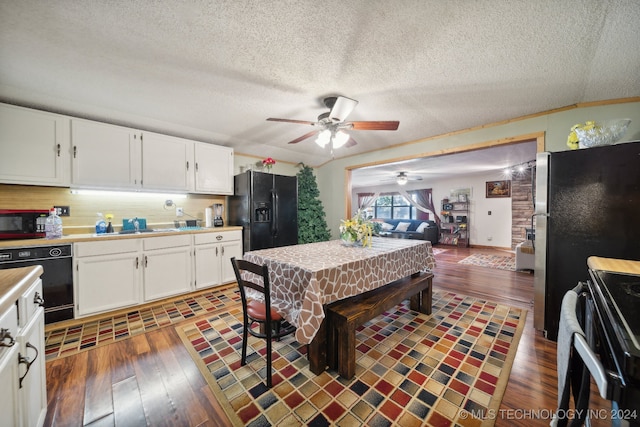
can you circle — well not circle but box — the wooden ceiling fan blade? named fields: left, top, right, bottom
left=350, top=121, right=400, bottom=131
left=267, top=118, right=316, bottom=126
left=287, top=130, right=319, bottom=144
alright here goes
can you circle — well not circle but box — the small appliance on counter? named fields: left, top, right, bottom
left=0, top=209, right=49, bottom=240
left=205, top=207, right=213, bottom=227
left=213, top=203, right=224, bottom=227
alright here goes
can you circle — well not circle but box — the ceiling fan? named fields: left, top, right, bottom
left=381, top=171, right=423, bottom=185
left=267, top=96, right=399, bottom=149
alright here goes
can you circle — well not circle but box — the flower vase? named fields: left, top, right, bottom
left=340, top=234, right=362, bottom=247
left=264, top=165, right=272, bottom=173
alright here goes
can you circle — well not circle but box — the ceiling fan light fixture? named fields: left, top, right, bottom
left=332, top=130, right=349, bottom=148
left=397, top=175, right=408, bottom=185
left=328, top=96, right=358, bottom=122
left=315, top=129, right=331, bottom=147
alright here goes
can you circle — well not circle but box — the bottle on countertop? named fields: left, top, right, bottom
left=45, top=208, right=63, bottom=239
left=105, top=213, right=114, bottom=233
left=95, top=213, right=107, bottom=234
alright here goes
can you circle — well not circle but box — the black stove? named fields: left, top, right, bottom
left=587, top=269, right=640, bottom=421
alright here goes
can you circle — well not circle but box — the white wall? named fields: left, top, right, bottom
left=234, top=153, right=301, bottom=176
left=319, top=102, right=640, bottom=240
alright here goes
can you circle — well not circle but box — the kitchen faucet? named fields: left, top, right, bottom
left=128, top=217, right=140, bottom=232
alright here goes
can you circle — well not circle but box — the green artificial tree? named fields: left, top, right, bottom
left=297, top=163, right=331, bottom=243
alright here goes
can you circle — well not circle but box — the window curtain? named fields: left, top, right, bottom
left=356, top=192, right=380, bottom=213
left=398, top=188, right=440, bottom=227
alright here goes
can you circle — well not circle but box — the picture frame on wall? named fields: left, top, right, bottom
left=486, top=180, right=511, bottom=198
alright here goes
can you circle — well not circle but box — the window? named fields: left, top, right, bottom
left=373, top=194, right=416, bottom=219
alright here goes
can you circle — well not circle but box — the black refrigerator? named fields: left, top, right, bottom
left=534, top=141, right=640, bottom=340
left=228, top=170, right=298, bottom=251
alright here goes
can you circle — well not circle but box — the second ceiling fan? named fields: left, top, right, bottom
left=267, top=96, right=399, bottom=149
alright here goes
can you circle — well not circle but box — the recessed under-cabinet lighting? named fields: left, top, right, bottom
left=70, top=189, right=187, bottom=199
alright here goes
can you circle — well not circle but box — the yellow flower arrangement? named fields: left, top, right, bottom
left=567, top=121, right=597, bottom=150
left=339, top=210, right=373, bottom=247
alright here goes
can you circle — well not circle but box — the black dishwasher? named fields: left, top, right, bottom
left=0, top=244, right=73, bottom=324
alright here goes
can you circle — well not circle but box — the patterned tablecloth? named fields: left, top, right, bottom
left=243, top=237, right=436, bottom=344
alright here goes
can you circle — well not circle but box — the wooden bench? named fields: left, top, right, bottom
left=326, top=271, right=433, bottom=379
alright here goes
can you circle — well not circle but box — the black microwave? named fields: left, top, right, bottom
left=0, top=209, right=49, bottom=240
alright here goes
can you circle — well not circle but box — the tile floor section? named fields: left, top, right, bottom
left=44, top=286, right=240, bottom=361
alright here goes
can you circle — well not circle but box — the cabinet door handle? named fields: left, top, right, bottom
left=18, top=342, right=39, bottom=388
left=73, top=145, right=77, bottom=158
left=33, top=292, right=45, bottom=307
left=215, top=247, right=218, bottom=256
left=0, top=328, right=16, bottom=348
left=144, top=255, right=148, bottom=267
left=195, top=162, right=199, bottom=172
left=186, top=161, right=189, bottom=171
left=57, top=143, right=61, bottom=157
left=136, top=257, right=139, bottom=269
left=221, top=246, right=224, bottom=256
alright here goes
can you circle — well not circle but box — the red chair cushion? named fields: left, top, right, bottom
left=247, top=299, right=283, bottom=321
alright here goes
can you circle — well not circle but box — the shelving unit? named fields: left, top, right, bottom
left=440, top=199, right=469, bottom=247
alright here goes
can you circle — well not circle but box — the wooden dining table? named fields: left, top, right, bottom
left=243, top=237, right=436, bottom=374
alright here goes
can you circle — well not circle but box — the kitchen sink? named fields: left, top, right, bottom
left=118, top=229, right=155, bottom=234
left=91, top=228, right=184, bottom=237
left=117, top=228, right=180, bottom=235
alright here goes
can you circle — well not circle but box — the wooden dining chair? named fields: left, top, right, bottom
left=230, top=257, right=296, bottom=388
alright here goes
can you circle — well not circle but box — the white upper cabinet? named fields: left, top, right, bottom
left=71, top=119, right=142, bottom=190
left=0, top=103, right=70, bottom=186
left=2, top=103, right=233, bottom=195
left=141, top=132, right=193, bottom=192
left=193, top=142, right=233, bottom=195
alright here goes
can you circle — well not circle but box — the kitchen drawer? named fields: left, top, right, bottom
left=0, top=304, right=18, bottom=360
left=143, top=234, right=191, bottom=251
left=18, top=278, right=43, bottom=329
left=194, top=230, right=242, bottom=245
left=75, top=239, right=140, bottom=257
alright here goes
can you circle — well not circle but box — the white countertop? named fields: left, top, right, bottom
left=0, top=226, right=243, bottom=249
left=0, top=265, right=43, bottom=314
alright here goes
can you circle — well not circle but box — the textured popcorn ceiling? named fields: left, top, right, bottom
left=0, top=0, right=639, bottom=171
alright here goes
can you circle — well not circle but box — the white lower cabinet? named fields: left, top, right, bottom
left=74, top=239, right=142, bottom=317
left=0, top=344, right=20, bottom=427
left=0, top=270, right=46, bottom=427
left=73, top=231, right=241, bottom=317
left=0, top=305, right=20, bottom=427
left=193, top=231, right=242, bottom=289
left=142, top=235, right=193, bottom=301
left=18, top=308, right=46, bottom=427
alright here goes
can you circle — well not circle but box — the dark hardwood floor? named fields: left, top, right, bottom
left=43, top=246, right=610, bottom=426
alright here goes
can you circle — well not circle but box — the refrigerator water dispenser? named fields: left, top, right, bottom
left=254, top=202, right=271, bottom=222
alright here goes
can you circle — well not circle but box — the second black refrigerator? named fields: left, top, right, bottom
left=228, top=170, right=298, bottom=251
left=534, top=141, right=640, bottom=340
